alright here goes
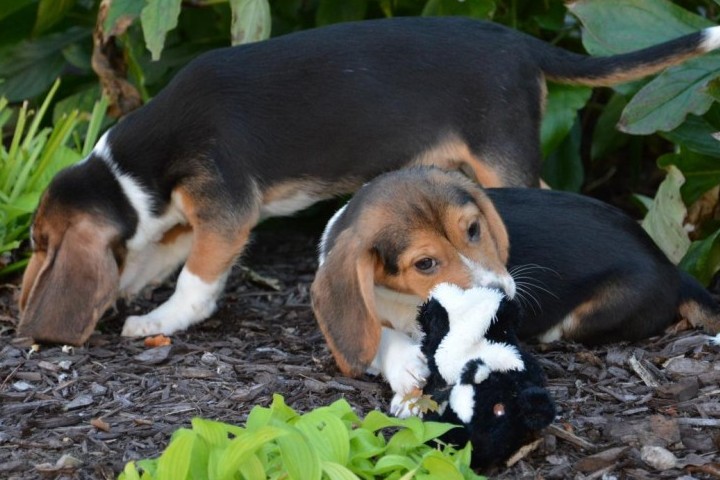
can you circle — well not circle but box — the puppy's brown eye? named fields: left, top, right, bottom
left=493, top=403, right=506, bottom=417
left=414, top=257, right=437, bottom=273
left=468, top=221, right=480, bottom=242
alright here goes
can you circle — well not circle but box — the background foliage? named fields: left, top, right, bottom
left=0, top=0, right=719, bottom=281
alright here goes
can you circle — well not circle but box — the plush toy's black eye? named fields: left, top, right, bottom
left=468, top=221, right=480, bottom=242
left=414, top=257, right=437, bottom=273
left=493, top=403, right=506, bottom=417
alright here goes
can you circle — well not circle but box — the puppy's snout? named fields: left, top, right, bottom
left=460, top=255, right=516, bottom=299
left=485, top=276, right=516, bottom=300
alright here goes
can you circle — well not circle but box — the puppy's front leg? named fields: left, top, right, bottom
left=370, top=327, right=430, bottom=418
left=122, top=196, right=258, bottom=337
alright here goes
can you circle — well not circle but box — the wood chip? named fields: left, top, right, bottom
left=629, top=354, right=660, bottom=387
left=547, top=424, right=596, bottom=451
left=505, top=438, right=543, bottom=467
left=575, top=447, right=627, bottom=472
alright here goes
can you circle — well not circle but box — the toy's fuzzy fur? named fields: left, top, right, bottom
left=419, top=284, right=556, bottom=470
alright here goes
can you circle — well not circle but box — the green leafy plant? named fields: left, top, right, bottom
left=0, top=79, right=107, bottom=275
left=119, top=394, right=484, bottom=480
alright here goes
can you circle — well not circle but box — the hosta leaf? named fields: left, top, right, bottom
left=658, top=151, right=720, bottom=205
left=316, top=0, right=367, bottom=26
left=641, top=165, right=691, bottom=263
left=421, top=0, right=496, bottom=18
left=618, top=55, right=720, bottom=134
left=229, top=0, right=271, bottom=45
left=568, top=0, right=712, bottom=56
left=661, top=115, right=720, bottom=159
left=321, top=461, right=360, bottom=480
left=420, top=421, right=460, bottom=443
left=277, top=431, right=322, bottom=480
left=217, top=427, right=287, bottom=480
left=156, top=428, right=195, bottom=480
left=140, top=0, right=182, bottom=60
left=420, top=451, right=464, bottom=480
left=679, top=229, right=720, bottom=285
left=295, top=410, right=350, bottom=464
left=372, top=454, right=418, bottom=474
left=34, top=0, right=76, bottom=35
left=540, top=84, right=592, bottom=157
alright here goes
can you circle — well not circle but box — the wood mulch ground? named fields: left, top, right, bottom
left=1, top=224, right=719, bottom=480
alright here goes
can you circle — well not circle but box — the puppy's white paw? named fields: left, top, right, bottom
left=390, top=391, right=424, bottom=419
left=121, top=315, right=167, bottom=337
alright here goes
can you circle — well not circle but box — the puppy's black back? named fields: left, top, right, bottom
left=487, top=188, right=683, bottom=342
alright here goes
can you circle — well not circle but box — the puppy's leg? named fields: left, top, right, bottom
left=369, top=327, right=430, bottom=418
left=122, top=187, right=260, bottom=337
left=120, top=226, right=193, bottom=298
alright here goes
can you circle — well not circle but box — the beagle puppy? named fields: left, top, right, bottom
left=19, top=17, right=720, bottom=345
left=311, top=167, right=720, bottom=416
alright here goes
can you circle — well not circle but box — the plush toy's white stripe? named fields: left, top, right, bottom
left=701, top=26, right=720, bottom=52
left=450, top=384, right=476, bottom=424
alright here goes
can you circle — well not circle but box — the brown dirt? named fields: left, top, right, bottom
left=1, top=226, right=719, bottom=480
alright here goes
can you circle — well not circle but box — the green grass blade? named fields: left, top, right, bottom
left=21, top=78, right=61, bottom=151
left=82, top=95, right=109, bottom=156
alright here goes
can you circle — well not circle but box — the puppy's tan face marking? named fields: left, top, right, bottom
left=373, top=199, right=513, bottom=300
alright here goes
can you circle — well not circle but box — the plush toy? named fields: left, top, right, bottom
left=419, top=283, right=556, bottom=470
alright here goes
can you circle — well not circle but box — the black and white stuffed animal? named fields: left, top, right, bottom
left=419, top=283, right=556, bottom=470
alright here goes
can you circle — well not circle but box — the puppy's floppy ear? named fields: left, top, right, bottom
left=311, top=229, right=380, bottom=377
left=18, top=219, right=120, bottom=345
left=469, top=186, right=510, bottom=264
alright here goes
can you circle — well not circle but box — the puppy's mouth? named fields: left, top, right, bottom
left=460, top=255, right=516, bottom=299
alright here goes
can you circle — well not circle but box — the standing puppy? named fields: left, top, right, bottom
left=19, top=17, right=720, bottom=345
left=311, top=167, right=720, bottom=415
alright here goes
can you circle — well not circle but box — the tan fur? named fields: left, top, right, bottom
left=311, top=229, right=381, bottom=376
left=312, top=169, right=512, bottom=375
left=174, top=188, right=259, bottom=283
left=18, top=201, right=121, bottom=345
left=159, top=224, right=193, bottom=245
left=678, top=299, right=720, bottom=333
left=410, top=134, right=504, bottom=187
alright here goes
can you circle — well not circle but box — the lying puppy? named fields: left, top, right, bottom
left=19, top=17, right=720, bottom=345
left=418, top=283, right=555, bottom=470
left=311, top=167, right=720, bottom=415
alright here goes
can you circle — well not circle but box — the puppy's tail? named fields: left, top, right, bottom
left=537, top=26, right=720, bottom=87
left=677, top=271, right=720, bottom=335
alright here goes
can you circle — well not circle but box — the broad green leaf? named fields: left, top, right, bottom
left=568, top=0, right=712, bottom=56
left=321, top=461, right=360, bottom=480
left=618, top=55, right=720, bottom=134
left=119, top=462, right=142, bottom=480
left=277, top=431, right=322, bottom=480
left=661, top=115, right=720, bottom=159
left=362, top=410, right=422, bottom=440
left=420, top=421, right=460, bottom=443
left=34, top=0, right=76, bottom=35
left=316, top=0, right=367, bottom=26
left=421, top=451, right=464, bottom=480
left=141, top=0, right=183, bottom=60
left=641, top=165, right=691, bottom=263
left=348, top=428, right=385, bottom=460
left=658, top=151, right=720, bottom=205
left=679, top=229, right=720, bottom=285
left=104, top=0, right=144, bottom=35
left=386, top=428, right=424, bottom=453
left=238, top=454, right=266, bottom=480
left=707, top=77, right=720, bottom=102
left=229, top=0, right=271, bottom=45
left=421, top=0, right=495, bottom=18
left=591, top=93, right=630, bottom=161
left=540, top=84, right=592, bottom=157
left=192, top=418, right=230, bottom=447
left=0, top=26, right=90, bottom=101
left=216, top=426, right=288, bottom=480
left=295, top=410, right=350, bottom=464
left=268, top=393, right=300, bottom=424
left=542, top=119, right=584, bottom=192
left=325, top=398, right=360, bottom=425
left=156, top=428, right=195, bottom=480
left=246, top=404, right=273, bottom=431
left=372, top=454, right=418, bottom=474
left=0, top=0, right=35, bottom=22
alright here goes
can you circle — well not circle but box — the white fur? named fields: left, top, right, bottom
left=460, top=254, right=516, bottom=299
left=369, top=327, right=430, bottom=418
left=701, top=26, right=720, bottom=52
left=121, top=268, right=227, bottom=336
left=432, top=284, right=524, bottom=384
left=449, top=384, right=476, bottom=423
left=318, top=204, right=347, bottom=266
left=260, top=191, right=320, bottom=220
left=374, top=286, right=424, bottom=340
left=709, top=333, right=720, bottom=346
left=537, top=314, right=576, bottom=343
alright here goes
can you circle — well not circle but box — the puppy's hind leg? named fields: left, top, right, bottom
left=122, top=187, right=260, bottom=337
